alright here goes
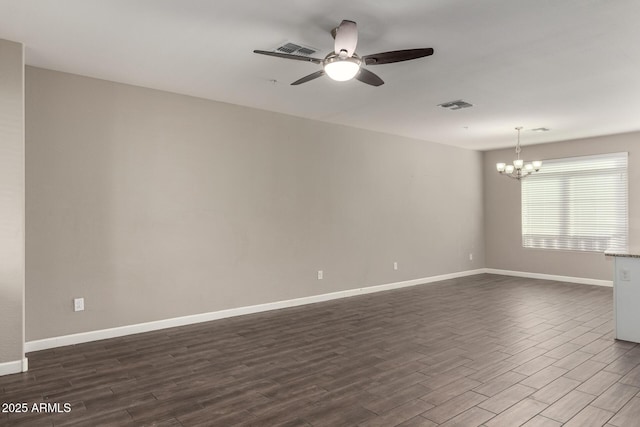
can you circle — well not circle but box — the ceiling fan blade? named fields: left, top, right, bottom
left=362, top=48, right=434, bottom=65
left=253, top=50, right=322, bottom=64
left=291, top=70, right=325, bottom=85
left=334, top=20, right=358, bottom=57
left=355, top=68, right=384, bottom=86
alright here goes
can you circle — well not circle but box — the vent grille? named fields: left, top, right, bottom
left=274, top=41, right=318, bottom=56
left=438, top=100, right=473, bottom=110
left=297, top=47, right=316, bottom=56
left=277, top=43, right=301, bottom=54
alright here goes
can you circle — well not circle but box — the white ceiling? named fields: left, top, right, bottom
left=2, top=0, right=640, bottom=150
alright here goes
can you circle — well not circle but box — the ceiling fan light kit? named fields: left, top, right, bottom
left=254, top=19, right=434, bottom=86
left=323, top=55, right=361, bottom=81
left=496, top=127, right=542, bottom=180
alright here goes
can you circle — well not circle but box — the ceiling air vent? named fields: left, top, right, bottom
left=438, top=100, right=473, bottom=110
left=274, top=42, right=318, bottom=57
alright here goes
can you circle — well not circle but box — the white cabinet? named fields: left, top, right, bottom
left=608, top=251, right=640, bottom=343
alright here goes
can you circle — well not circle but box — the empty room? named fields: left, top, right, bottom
left=1, top=1, right=640, bottom=426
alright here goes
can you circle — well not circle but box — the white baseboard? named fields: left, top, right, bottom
left=25, top=268, right=486, bottom=353
left=485, top=268, right=612, bottom=287
left=24, top=268, right=609, bottom=353
left=0, top=358, right=28, bottom=376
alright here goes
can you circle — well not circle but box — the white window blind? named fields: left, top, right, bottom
left=522, top=152, right=628, bottom=252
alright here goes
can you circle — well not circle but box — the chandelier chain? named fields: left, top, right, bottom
left=515, top=127, right=522, bottom=158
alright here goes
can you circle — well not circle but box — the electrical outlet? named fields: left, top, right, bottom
left=621, top=268, right=631, bottom=281
left=469, top=253, right=473, bottom=261
left=317, top=270, right=323, bottom=280
left=73, top=297, right=85, bottom=312
left=393, top=261, right=398, bottom=270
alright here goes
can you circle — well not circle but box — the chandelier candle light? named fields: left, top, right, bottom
left=496, top=127, right=542, bottom=180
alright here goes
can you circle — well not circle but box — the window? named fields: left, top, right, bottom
left=522, top=152, right=628, bottom=252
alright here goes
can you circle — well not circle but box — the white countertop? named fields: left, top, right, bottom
left=605, top=249, right=640, bottom=258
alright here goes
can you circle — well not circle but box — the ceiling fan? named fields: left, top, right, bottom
left=253, top=20, right=434, bottom=86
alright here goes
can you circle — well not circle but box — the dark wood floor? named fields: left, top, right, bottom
left=2, top=274, right=640, bottom=426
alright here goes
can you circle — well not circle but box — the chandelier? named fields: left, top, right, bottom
left=496, top=127, right=542, bottom=180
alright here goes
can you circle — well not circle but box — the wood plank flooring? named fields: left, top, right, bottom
left=2, top=274, right=640, bottom=426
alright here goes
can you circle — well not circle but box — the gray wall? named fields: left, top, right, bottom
left=484, top=132, right=640, bottom=280
left=26, top=67, right=484, bottom=341
left=0, top=40, right=25, bottom=364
